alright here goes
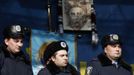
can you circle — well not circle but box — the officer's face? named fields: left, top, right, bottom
left=51, top=50, right=68, bottom=68
left=104, top=44, right=122, bottom=61
left=4, top=38, right=23, bottom=54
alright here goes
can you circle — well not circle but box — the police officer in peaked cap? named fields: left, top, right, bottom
left=86, top=34, right=133, bottom=75
left=0, top=24, right=33, bottom=75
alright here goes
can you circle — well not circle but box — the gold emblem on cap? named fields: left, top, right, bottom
left=112, top=34, right=119, bottom=40
left=60, top=42, right=66, bottom=48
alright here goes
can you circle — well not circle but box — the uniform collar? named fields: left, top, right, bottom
left=46, top=61, right=70, bottom=74
left=98, top=53, right=113, bottom=66
left=1, top=44, right=26, bottom=61
left=98, top=53, right=132, bottom=70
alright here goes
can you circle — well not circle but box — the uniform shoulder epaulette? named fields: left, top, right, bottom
left=121, top=60, right=132, bottom=71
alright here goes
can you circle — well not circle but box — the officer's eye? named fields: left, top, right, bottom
left=60, top=54, right=68, bottom=57
left=60, top=54, right=65, bottom=57
left=13, top=39, right=23, bottom=43
left=111, top=44, right=121, bottom=48
left=117, top=45, right=121, bottom=48
left=13, top=39, right=19, bottom=43
left=111, top=45, right=116, bottom=47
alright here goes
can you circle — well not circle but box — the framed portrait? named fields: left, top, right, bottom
left=62, top=0, right=93, bottom=31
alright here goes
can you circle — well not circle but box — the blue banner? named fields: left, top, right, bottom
left=31, top=29, right=76, bottom=75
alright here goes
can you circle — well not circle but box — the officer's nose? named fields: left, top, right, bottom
left=18, top=41, right=23, bottom=47
left=65, top=56, right=68, bottom=60
left=115, top=46, right=121, bottom=52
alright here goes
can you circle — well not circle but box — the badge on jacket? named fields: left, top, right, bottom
left=86, top=66, right=93, bottom=75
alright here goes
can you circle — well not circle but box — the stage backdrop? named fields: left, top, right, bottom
left=31, top=29, right=76, bottom=75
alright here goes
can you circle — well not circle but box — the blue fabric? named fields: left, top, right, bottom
left=0, top=0, right=134, bottom=67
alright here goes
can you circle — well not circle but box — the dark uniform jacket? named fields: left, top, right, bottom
left=38, top=61, right=80, bottom=75
left=87, top=53, right=133, bottom=75
left=0, top=44, right=33, bottom=75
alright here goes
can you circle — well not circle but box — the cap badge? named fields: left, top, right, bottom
left=112, top=34, right=119, bottom=40
left=60, top=42, right=67, bottom=48
left=15, top=25, right=21, bottom=32
left=12, top=25, right=21, bottom=33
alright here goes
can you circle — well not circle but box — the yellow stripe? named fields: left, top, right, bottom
left=80, top=61, right=87, bottom=75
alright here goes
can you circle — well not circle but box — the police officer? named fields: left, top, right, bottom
left=86, top=34, right=133, bottom=75
left=0, top=25, right=33, bottom=75
left=37, top=40, right=80, bottom=75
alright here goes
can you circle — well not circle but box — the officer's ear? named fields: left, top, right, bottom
left=104, top=47, right=107, bottom=53
left=51, top=55, right=56, bottom=62
left=4, top=38, right=9, bottom=46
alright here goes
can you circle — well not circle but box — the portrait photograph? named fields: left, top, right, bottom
left=62, top=0, right=93, bottom=31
